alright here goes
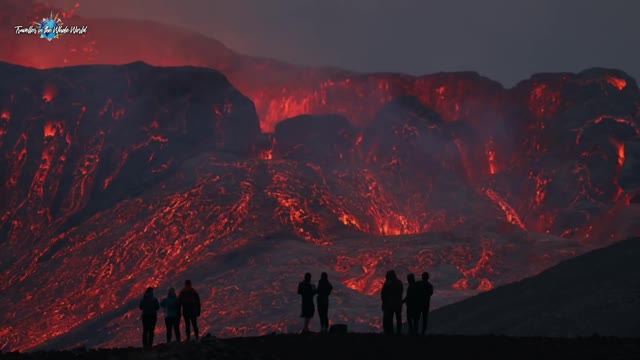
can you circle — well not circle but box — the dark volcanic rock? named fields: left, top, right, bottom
left=0, top=61, right=260, bottom=259
left=273, top=114, right=357, bottom=166
left=620, top=140, right=640, bottom=191
left=429, top=237, right=640, bottom=337
left=362, top=95, right=459, bottom=174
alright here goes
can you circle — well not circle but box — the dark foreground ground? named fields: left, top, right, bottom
left=2, top=334, right=639, bottom=360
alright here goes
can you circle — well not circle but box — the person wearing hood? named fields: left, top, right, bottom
left=139, top=287, right=160, bottom=349
left=160, top=287, right=181, bottom=343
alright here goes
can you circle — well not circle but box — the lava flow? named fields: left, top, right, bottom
left=1, top=0, right=640, bottom=353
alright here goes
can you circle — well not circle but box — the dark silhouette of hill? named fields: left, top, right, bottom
left=429, top=237, right=640, bottom=337
left=2, top=334, right=639, bottom=360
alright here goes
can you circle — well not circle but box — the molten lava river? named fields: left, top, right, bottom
left=1, top=0, right=640, bottom=351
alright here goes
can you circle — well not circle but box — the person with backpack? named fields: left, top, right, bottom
left=179, top=280, right=201, bottom=341
left=297, top=272, right=317, bottom=334
left=316, top=272, right=333, bottom=333
left=160, top=287, right=181, bottom=343
left=139, top=287, right=160, bottom=349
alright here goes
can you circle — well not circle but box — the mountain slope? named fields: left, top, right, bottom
left=2, top=61, right=619, bottom=352
left=430, top=237, right=640, bottom=337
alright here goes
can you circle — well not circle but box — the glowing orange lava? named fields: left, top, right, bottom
left=44, top=121, right=62, bottom=138
left=607, top=76, right=627, bottom=91
left=42, top=84, right=57, bottom=103
left=484, top=189, right=526, bottom=230
left=487, top=148, right=497, bottom=175
left=611, top=139, right=626, bottom=168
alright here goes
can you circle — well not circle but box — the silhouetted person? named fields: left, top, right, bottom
left=403, top=273, right=421, bottom=335
left=316, top=272, right=333, bottom=333
left=380, top=270, right=403, bottom=335
left=160, top=287, right=181, bottom=343
left=297, top=272, right=317, bottom=333
left=179, top=280, right=201, bottom=341
left=139, top=287, right=160, bottom=349
left=418, top=272, right=434, bottom=335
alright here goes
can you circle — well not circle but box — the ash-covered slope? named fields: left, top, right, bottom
left=430, top=237, right=640, bottom=337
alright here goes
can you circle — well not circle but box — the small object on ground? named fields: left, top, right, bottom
left=329, top=324, right=348, bottom=334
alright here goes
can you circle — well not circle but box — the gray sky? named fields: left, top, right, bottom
left=50, top=0, right=639, bottom=86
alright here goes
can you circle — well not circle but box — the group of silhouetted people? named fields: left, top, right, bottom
left=138, top=280, right=202, bottom=349
left=297, top=272, right=334, bottom=333
left=297, top=270, right=433, bottom=335
left=381, top=270, right=433, bottom=335
left=138, top=271, right=432, bottom=348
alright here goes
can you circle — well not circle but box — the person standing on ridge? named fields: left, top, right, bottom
left=297, top=272, right=317, bottom=334
left=380, top=270, right=403, bottom=335
left=179, top=280, right=201, bottom=341
left=418, top=272, right=434, bottom=335
left=139, top=286, right=160, bottom=349
left=160, top=287, right=181, bottom=343
left=316, top=272, right=333, bottom=333
left=403, top=273, right=421, bottom=335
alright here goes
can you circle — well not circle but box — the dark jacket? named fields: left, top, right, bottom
left=160, top=293, right=181, bottom=319
left=404, top=282, right=424, bottom=315
left=417, top=280, right=434, bottom=309
left=298, top=281, right=316, bottom=305
left=316, top=279, right=333, bottom=306
left=381, top=278, right=403, bottom=312
left=416, top=281, right=433, bottom=311
left=179, top=286, right=201, bottom=317
left=139, top=291, right=160, bottom=317
left=298, top=280, right=316, bottom=318
left=425, top=281, right=434, bottom=296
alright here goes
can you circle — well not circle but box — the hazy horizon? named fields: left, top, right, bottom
left=46, top=0, right=640, bottom=87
